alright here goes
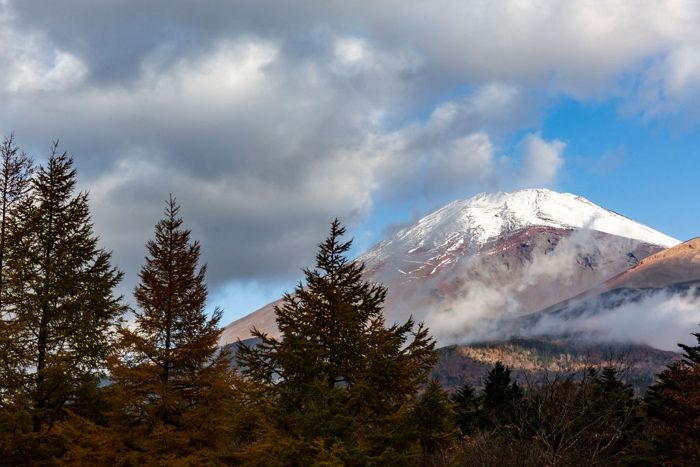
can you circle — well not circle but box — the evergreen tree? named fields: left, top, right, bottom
left=0, top=145, right=124, bottom=459
left=678, top=325, right=700, bottom=365
left=481, top=361, right=522, bottom=427
left=236, top=219, right=441, bottom=465
left=641, top=329, right=700, bottom=463
left=108, top=196, right=234, bottom=463
left=0, top=134, right=33, bottom=411
left=412, top=380, right=455, bottom=457
left=450, top=381, right=479, bottom=435
left=0, top=134, right=32, bottom=311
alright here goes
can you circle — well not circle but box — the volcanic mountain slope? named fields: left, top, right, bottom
left=220, top=189, right=678, bottom=345
left=600, top=236, right=700, bottom=290
left=516, top=237, right=700, bottom=337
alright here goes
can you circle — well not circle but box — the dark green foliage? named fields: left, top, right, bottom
left=450, top=365, right=638, bottom=466
left=0, top=134, right=33, bottom=422
left=480, top=361, right=522, bottom=427
left=678, top=326, right=700, bottom=365
left=1, top=145, right=124, bottom=432
left=450, top=381, right=478, bottom=435
left=237, top=219, right=444, bottom=465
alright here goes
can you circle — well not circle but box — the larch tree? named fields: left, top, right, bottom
left=0, top=134, right=33, bottom=311
left=0, top=135, right=33, bottom=409
left=0, top=144, right=124, bottom=457
left=236, top=219, right=446, bottom=465
left=108, top=196, right=234, bottom=464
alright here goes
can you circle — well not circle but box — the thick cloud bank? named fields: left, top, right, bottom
left=2, top=1, right=700, bottom=307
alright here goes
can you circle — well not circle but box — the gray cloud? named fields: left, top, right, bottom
left=2, top=0, right=700, bottom=309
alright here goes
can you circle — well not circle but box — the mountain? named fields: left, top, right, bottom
left=220, top=188, right=679, bottom=346
left=517, top=237, right=700, bottom=339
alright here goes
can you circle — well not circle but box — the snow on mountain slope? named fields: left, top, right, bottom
left=360, top=188, right=678, bottom=268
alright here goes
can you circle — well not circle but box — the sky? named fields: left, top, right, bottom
left=1, top=0, right=700, bottom=324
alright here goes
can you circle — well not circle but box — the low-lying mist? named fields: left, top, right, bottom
left=428, top=286, right=700, bottom=352
left=420, top=228, right=698, bottom=352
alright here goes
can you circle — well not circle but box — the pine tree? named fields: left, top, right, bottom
left=108, top=196, right=234, bottom=463
left=236, top=219, right=440, bottom=465
left=481, top=361, right=522, bottom=427
left=412, top=380, right=455, bottom=457
left=641, top=329, right=700, bottom=463
left=678, top=325, right=700, bottom=365
left=451, top=381, right=479, bottom=435
left=0, top=144, right=124, bottom=458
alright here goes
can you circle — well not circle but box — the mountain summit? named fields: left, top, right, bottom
left=361, top=188, right=678, bottom=268
left=221, top=189, right=678, bottom=345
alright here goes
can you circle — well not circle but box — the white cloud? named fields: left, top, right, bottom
left=528, top=288, right=700, bottom=352
left=0, top=7, right=87, bottom=95
left=519, top=133, right=566, bottom=188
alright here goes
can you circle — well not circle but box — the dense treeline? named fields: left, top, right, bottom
left=0, top=137, right=699, bottom=465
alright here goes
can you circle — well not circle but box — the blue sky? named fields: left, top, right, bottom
left=546, top=98, right=700, bottom=243
left=2, top=1, right=700, bottom=324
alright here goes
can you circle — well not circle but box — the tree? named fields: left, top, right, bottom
left=678, top=326, right=700, bottom=365
left=0, top=134, right=32, bottom=311
left=412, top=380, right=455, bottom=457
left=236, top=219, right=442, bottom=465
left=450, top=381, right=479, bottom=435
left=108, top=196, right=234, bottom=463
left=641, top=328, right=700, bottom=464
left=518, top=368, right=637, bottom=465
left=0, top=145, right=124, bottom=460
left=0, top=134, right=33, bottom=414
left=481, top=361, right=522, bottom=427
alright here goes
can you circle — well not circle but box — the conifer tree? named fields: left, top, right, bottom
left=108, top=196, right=234, bottom=463
left=678, top=326, right=700, bottom=365
left=0, top=134, right=32, bottom=311
left=412, top=380, right=455, bottom=456
left=0, top=135, right=33, bottom=410
left=237, top=219, right=441, bottom=465
left=641, top=328, right=700, bottom=463
left=451, top=381, right=479, bottom=435
left=481, top=361, right=522, bottom=427
left=0, top=144, right=124, bottom=448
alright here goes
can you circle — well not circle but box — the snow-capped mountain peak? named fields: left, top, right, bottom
left=361, top=188, right=679, bottom=265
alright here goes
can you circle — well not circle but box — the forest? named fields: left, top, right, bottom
left=1, top=136, right=699, bottom=466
